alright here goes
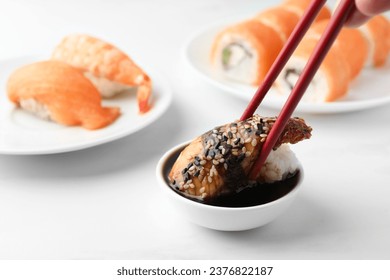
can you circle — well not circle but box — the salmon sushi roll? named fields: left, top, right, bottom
left=253, top=6, right=300, bottom=43
left=7, top=61, right=120, bottom=130
left=210, top=19, right=284, bottom=85
left=282, top=0, right=331, bottom=22
left=276, top=38, right=351, bottom=102
left=359, top=15, right=390, bottom=67
left=306, top=20, right=369, bottom=79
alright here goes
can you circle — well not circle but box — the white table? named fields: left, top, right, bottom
left=0, top=0, right=389, bottom=259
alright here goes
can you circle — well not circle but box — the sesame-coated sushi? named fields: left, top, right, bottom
left=168, top=115, right=311, bottom=201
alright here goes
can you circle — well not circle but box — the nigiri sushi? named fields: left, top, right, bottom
left=7, top=61, right=120, bottom=130
left=52, top=34, right=152, bottom=114
left=169, top=115, right=311, bottom=201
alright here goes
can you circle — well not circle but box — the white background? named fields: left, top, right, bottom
left=0, top=0, right=389, bottom=259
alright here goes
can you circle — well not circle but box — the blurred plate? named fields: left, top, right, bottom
left=184, top=22, right=390, bottom=114
left=0, top=55, right=172, bottom=155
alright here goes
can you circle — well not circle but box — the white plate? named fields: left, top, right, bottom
left=184, top=23, right=390, bottom=114
left=0, top=56, right=172, bottom=155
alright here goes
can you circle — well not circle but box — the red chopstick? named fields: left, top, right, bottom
left=245, top=0, right=356, bottom=180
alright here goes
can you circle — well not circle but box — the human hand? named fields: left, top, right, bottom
left=345, top=0, right=390, bottom=27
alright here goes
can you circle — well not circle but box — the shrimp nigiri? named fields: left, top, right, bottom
left=52, top=34, right=152, bottom=114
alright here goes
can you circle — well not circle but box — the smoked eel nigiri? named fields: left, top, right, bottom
left=169, top=115, right=311, bottom=201
left=52, top=34, right=152, bottom=114
left=7, top=61, right=120, bottom=130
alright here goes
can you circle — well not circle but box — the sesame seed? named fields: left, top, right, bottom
left=219, top=158, right=225, bottom=163
left=199, top=187, right=205, bottom=193
left=201, top=193, right=207, bottom=199
left=184, top=184, right=189, bottom=190
left=200, top=160, right=206, bottom=165
left=208, top=176, right=212, bottom=183
left=251, top=139, right=257, bottom=147
left=245, top=137, right=252, bottom=143
left=190, top=184, right=195, bottom=189
left=242, top=147, right=246, bottom=153
left=224, top=163, right=228, bottom=170
left=189, top=166, right=195, bottom=171
left=260, top=134, right=268, bottom=138
left=213, top=159, right=219, bottom=165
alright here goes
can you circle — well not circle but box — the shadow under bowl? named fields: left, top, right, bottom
left=156, top=141, right=304, bottom=231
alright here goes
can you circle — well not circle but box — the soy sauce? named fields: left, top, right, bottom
left=205, top=172, right=299, bottom=207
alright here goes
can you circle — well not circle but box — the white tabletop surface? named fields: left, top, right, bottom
left=0, top=0, right=390, bottom=260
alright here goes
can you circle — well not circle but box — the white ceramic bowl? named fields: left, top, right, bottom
left=156, top=141, right=304, bottom=231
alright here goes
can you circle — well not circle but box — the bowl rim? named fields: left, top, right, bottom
left=156, top=140, right=304, bottom=211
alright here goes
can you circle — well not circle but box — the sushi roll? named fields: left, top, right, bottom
left=253, top=6, right=301, bottom=43
left=210, top=19, right=284, bottom=85
left=7, top=61, right=120, bottom=130
left=282, top=0, right=331, bottom=22
left=210, top=0, right=330, bottom=86
left=359, top=15, right=390, bottom=67
left=305, top=19, right=369, bottom=79
left=276, top=38, right=351, bottom=102
left=52, top=34, right=152, bottom=114
left=169, top=115, right=311, bottom=201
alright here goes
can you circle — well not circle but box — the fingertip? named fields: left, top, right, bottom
left=345, top=9, right=371, bottom=27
